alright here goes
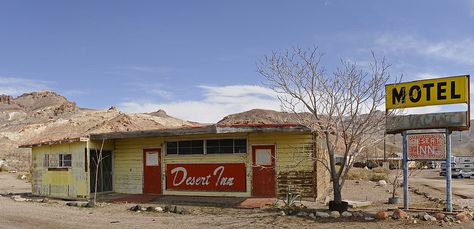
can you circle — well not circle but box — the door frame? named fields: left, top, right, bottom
left=142, top=147, right=162, bottom=194
left=251, top=144, right=277, bottom=197
left=89, top=149, right=114, bottom=194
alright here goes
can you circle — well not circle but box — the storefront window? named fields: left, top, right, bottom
left=166, top=139, right=247, bottom=155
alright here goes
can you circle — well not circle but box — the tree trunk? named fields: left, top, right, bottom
left=332, top=177, right=342, bottom=204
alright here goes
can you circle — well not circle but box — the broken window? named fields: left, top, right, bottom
left=45, top=154, right=72, bottom=168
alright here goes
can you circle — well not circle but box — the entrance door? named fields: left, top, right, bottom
left=143, top=148, right=162, bottom=194
left=90, top=150, right=113, bottom=193
left=252, top=145, right=276, bottom=197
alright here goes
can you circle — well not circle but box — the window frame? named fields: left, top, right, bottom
left=165, top=138, right=248, bottom=156
left=44, top=153, right=72, bottom=168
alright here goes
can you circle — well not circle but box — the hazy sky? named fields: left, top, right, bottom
left=1, top=1, right=474, bottom=122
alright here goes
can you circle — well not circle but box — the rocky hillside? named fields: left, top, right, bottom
left=0, top=91, right=196, bottom=171
left=218, top=109, right=474, bottom=157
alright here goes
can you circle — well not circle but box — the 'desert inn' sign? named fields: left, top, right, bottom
left=407, top=133, right=446, bottom=160
left=386, top=75, right=469, bottom=109
left=166, top=163, right=246, bottom=192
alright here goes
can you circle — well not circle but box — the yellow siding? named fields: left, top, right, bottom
left=31, top=141, right=89, bottom=199
left=113, top=132, right=316, bottom=197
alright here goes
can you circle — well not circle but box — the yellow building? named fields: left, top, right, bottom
left=21, top=124, right=330, bottom=200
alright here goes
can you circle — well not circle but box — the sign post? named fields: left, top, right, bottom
left=385, top=75, right=470, bottom=213
left=402, top=131, right=408, bottom=210
left=445, top=129, right=452, bottom=212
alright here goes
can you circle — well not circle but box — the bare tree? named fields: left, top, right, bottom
left=93, top=139, right=105, bottom=205
left=258, top=46, right=396, bottom=206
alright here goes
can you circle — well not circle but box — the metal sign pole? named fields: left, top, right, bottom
left=402, top=131, right=408, bottom=210
left=446, top=128, right=452, bottom=212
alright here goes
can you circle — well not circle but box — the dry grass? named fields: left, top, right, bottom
left=343, top=166, right=390, bottom=182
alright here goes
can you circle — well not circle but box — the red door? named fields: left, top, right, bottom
left=143, top=148, right=162, bottom=194
left=252, top=145, right=276, bottom=197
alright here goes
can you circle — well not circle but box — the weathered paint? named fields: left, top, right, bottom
left=31, top=141, right=89, bottom=199
left=112, top=132, right=325, bottom=198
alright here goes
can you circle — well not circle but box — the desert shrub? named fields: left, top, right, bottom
left=370, top=173, right=388, bottom=182
left=345, top=167, right=370, bottom=180
left=372, top=167, right=390, bottom=174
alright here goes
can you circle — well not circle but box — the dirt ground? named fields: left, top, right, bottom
left=0, top=171, right=473, bottom=229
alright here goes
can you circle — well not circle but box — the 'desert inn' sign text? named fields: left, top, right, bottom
left=407, top=133, right=446, bottom=160
left=166, top=163, right=246, bottom=192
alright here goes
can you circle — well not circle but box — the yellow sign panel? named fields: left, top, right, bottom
left=386, top=75, right=469, bottom=110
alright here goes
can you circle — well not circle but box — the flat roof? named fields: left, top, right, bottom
left=20, top=124, right=311, bottom=148
left=90, top=124, right=311, bottom=140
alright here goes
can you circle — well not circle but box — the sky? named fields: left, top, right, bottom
left=1, top=0, right=474, bottom=123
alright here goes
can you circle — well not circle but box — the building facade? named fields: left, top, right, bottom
left=22, top=125, right=330, bottom=200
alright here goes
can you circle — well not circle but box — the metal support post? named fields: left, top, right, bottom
left=402, top=131, right=408, bottom=210
left=446, top=128, right=452, bottom=212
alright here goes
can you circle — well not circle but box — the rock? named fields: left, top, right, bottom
left=330, top=211, right=340, bottom=218
left=392, top=209, right=408, bottom=219
left=375, top=211, right=390, bottom=220
left=377, top=180, right=387, bottom=187
left=455, top=213, right=471, bottom=222
left=353, top=212, right=365, bottom=218
left=364, top=217, right=375, bottom=221
left=85, top=201, right=95, bottom=208
left=174, top=206, right=188, bottom=214
left=346, top=200, right=372, bottom=208
left=20, top=175, right=27, bottom=180
left=41, top=198, right=49, bottom=203
left=66, top=202, right=78, bottom=206
left=423, top=213, right=436, bottom=221
left=341, top=211, right=352, bottom=217
left=315, top=212, right=330, bottom=218
left=146, top=207, right=156, bottom=212
left=154, top=207, right=163, bottom=212
left=129, top=205, right=142, bottom=212
left=435, top=212, right=445, bottom=221
left=279, top=211, right=286, bottom=216
left=140, top=206, right=147, bottom=211
left=296, top=212, right=308, bottom=217
left=164, top=205, right=173, bottom=212
left=309, top=213, right=316, bottom=219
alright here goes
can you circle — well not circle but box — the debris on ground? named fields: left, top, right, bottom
left=129, top=205, right=189, bottom=214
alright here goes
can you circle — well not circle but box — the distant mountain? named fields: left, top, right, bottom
left=0, top=90, right=197, bottom=171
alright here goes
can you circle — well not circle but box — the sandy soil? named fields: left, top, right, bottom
left=0, top=172, right=472, bottom=229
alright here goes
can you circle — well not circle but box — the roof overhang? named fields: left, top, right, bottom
left=90, top=124, right=311, bottom=140
left=19, top=137, right=90, bottom=148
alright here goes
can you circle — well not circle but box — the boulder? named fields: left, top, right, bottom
left=296, top=212, right=308, bottom=217
left=315, top=212, right=330, bottom=218
left=392, top=209, right=408, bottom=219
left=423, top=213, right=436, bottom=221
left=330, top=211, right=340, bottom=218
left=455, top=213, right=471, bottom=222
left=377, top=180, right=387, bottom=187
left=154, top=207, right=163, bottom=212
left=364, top=217, right=375, bottom=221
left=341, top=211, right=352, bottom=217
left=435, top=212, right=445, bottom=221
left=309, top=213, right=316, bottom=219
left=129, top=205, right=142, bottom=212
left=375, top=211, right=390, bottom=220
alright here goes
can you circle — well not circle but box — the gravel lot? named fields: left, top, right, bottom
left=1, top=171, right=472, bottom=229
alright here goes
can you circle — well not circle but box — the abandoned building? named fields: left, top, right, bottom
left=20, top=120, right=330, bottom=200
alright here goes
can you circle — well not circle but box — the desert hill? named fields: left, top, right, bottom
left=0, top=91, right=195, bottom=171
